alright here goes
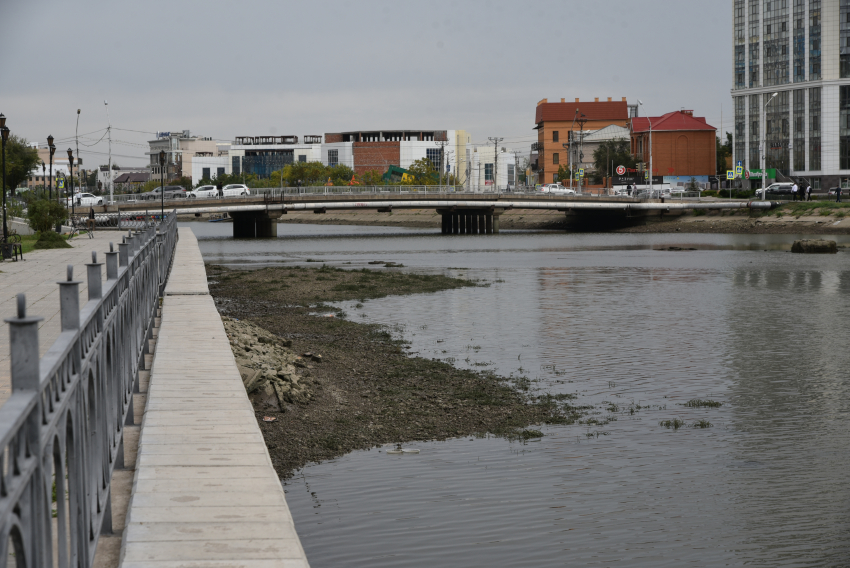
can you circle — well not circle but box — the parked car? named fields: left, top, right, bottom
left=755, top=183, right=793, bottom=196
left=828, top=187, right=843, bottom=196
left=540, top=183, right=576, bottom=195
left=188, top=185, right=219, bottom=199
left=222, top=184, right=251, bottom=197
left=66, top=192, right=104, bottom=207
left=140, top=186, right=187, bottom=201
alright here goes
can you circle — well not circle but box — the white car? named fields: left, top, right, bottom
left=222, top=184, right=251, bottom=197
left=188, top=185, right=220, bottom=199
left=540, top=183, right=576, bottom=195
left=66, top=192, right=104, bottom=207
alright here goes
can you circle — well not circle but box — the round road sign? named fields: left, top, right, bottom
left=616, top=165, right=626, bottom=176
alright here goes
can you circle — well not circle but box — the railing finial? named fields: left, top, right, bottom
left=67, top=265, right=73, bottom=282
left=91, top=251, right=97, bottom=263
left=110, top=242, right=114, bottom=252
left=16, top=294, right=25, bottom=319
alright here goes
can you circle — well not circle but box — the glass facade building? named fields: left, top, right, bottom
left=733, top=0, right=850, bottom=189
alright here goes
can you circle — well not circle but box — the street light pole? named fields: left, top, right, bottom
left=47, top=135, right=55, bottom=201
left=159, top=150, right=166, bottom=219
left=576, top=115, right=588, bottom=194
left=41, top=162, right=46, bottom=198
left=761, top=92, right=779, bottom=200
left=1, top=114, right=9, bottom=243
left=67, top=148, right=75, bottom=220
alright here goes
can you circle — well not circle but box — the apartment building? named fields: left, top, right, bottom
left=534, top=97, right=636, bottom=184
left=147, top=131, right=221, bottom=181
left=631, top=110, right=717, bottom=177
left=732, top=0, right=850, bottom=189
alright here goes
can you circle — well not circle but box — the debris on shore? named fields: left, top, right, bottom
left=791, top=239, right=838, bottom=253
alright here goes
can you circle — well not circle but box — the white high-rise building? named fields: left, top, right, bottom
left=732, top=0, right=850, bottom=189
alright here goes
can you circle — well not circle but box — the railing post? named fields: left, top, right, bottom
left=59, top=265, right=81, bottom=332
left=87, top=251, right=103, bottom=301
left=118, top=239, right=129, bottom=267
left=7, top=294, right=43, bottom=391
left=105, top=243, right=119, bottom=281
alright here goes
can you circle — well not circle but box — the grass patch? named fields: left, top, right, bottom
left=660, top=418, right=686, bottom=429
left=33, top=231, right=72, bottom=249
left=692, top=420, right=713, bottom=428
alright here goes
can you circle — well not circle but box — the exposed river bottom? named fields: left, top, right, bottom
left=193, top=222, right=850, bottom=567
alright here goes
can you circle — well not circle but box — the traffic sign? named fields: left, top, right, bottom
left=735, top=166, right=743, bottom=176
left=58, top=179, right=65, bottom=189
left=737, top=160, right=742, bottom=167
left=745, top=170, right=750, bottom=179
left=726, top=170, right=734, bottom=180
left=616, top=165, right=626, bottom=175
left=579, top=168, right=585, bottom=177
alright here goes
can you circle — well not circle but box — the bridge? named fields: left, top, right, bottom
left=112, top=187, right=777, bottom=238
left=0, top=219, right=310, bottom=566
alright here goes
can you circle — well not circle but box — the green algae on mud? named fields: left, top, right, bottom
left=207, top=264, right=583, bottom=478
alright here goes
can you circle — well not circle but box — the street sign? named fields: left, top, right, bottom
left=735, top=166, right=743, bottom=176
left=58, top=179, right=65, bottom=189
left=579, top=168, right=585, bottom=177
left=745, top=170, right=750, bottom=179
left=616, top=165, right=626, bottom=175
left=737, top=160, right=742, bottom=167
left=726, top=170, right=734, bottom=180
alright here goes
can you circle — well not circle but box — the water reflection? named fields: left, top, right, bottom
left=188, top=222, right=850, bottom=566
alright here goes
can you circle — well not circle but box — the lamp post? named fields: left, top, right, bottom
left=576, top=114, right=588, bottom=195
left=67, top=148, right=75, bottom=220
left=41, top=162, right=45, bottom=198
left=159, top=150, right=166, bottom=219
left=1, top=113, right=9, bottom=243
left=47, top=135, right=56, bottom=201
left=761, top=92, right=779, bottom=200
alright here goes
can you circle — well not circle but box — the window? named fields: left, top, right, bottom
left=553, top=152, right=559, bottom=165
left=231, top=156, right=241, bottom=175
left=217, top=167, right=225, bottom=178
left=809, top=87, right=821, bottom=171
left=507, top=164, right=515, bottom=184
left=840, top=86, right=850, bottom=170
left=810, top=0, right=822, bottom=80
left=841, top=0, right=850, bottom=77
left=553, top=131, right=559, bottom=143
left=484, top=163, right=494, bottom=182
left=328, top=149, right=338, bottom=167
left=553, top=173, right=559, bottom=183
left=426, top=148, right=441, bottom=169
left=202, top=167, right=210, bottom=179
left=299, top=155, right=307, bottom=162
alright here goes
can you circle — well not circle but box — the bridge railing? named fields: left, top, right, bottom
left=70, top=213, right=164, bottom=231
left=0, top=211, right=177, bottom=567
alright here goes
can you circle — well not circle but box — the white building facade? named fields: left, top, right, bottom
left=468, top=146, right=517, bottom=191
left=732, top=0, right=850, bottom=189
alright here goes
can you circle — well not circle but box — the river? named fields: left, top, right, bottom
left=189, top=221, right=850, bottom=567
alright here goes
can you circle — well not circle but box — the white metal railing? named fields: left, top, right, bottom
left=0, top=211, right=177, bottom=567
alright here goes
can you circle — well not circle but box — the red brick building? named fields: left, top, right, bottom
left=630, top=111, right=716, bottom=177
left=534, top=97, right=633, bottom=184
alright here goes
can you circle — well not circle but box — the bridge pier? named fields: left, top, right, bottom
left=230, top=211, right=282, bottom=238
left=437, top=209, right=502, bottom=235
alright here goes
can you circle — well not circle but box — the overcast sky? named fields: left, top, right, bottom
left=1, top=0, right=732, bottom=168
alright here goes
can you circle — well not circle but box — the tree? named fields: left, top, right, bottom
left=406, top=158, right=438, bottom=185
left=26, top=199, right=68, bottom=233
left=360, top=169, right=384, bottom=186
left=590, top=139, right=635, bottom=184
left=716, top=132, right=732, bottom=174
left=2, top=134, right=40, bottom=196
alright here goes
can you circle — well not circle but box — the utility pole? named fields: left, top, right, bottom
left=488, top=137, right=503, bottom=191
left=437, top=141, right=449, bottom=190
left=575, top=116, right=587, bottom=194
left=512, top=150, right=522, bottom=189
left=75, top=109, right=81, bottom=196
left=104, top=100, right=112, bottom=204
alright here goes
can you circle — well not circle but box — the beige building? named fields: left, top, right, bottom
left=147, top=131, right=221, bottom=181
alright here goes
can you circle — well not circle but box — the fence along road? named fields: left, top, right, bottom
left=119, top=227, right=309, bottom=566
left=1, top=214, right=177, bottom=567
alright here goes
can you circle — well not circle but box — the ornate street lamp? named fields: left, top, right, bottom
left=47, top=135, right=56, bottom=201
left=41, top=162, right=45, bottom=198
left=1, top=113, right=9, bottom=243
left=159, top=150, right=166, bottom=219
left=67, top=148, right=75, bottom=219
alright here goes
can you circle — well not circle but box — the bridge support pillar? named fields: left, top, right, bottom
left=492, top=213, right=500, bottom=234
left=231, top=214, right=255, bottom=238
left=459, top=213, right=466, bottom=234
left=231, top=211, right=281, bottom=238
left=441, top=214, right=449, bottom=234
left=465, top=213, right=472, bottom=234
left=485, top=214, right=493, bottom=234
left=477, top=214, right=486, bottom=234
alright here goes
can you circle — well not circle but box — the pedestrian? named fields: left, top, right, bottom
left=806, top=184, right=812, bottom=201
left=216, top=180, right=223, bottom=198
left=791, top=181, right=799, bottom=201
left=837, top=186, right=842, bottom=203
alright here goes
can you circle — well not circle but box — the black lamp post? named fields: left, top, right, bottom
left=159, top=150, right=166, bottom=220
left=1, top=113, right=9, bottom=243
left=67, top=148, right=75, bottom=219
left=41, top=161, right=45, bottom=198
left=47, top=135, right=55, bottom=201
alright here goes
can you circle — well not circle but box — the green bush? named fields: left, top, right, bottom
left=33, top=230, right=71, bottom=249
left=26, top=199, right=68, bottom=233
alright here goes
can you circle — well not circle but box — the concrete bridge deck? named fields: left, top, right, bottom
left=119, top=228, right=309, bottom=567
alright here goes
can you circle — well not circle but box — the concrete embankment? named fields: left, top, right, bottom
left=119, top=228, right=309, bottom=567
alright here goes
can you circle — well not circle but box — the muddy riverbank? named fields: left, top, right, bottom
left=207, top=265, right=585, bottom=478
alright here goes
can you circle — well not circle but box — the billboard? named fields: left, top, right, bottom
left=663, top=175, right=711, bottom=190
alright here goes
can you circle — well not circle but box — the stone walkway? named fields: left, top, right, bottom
left=120, top=228, right=309, bottom=567
left=0, top=232, right=118, bottom=404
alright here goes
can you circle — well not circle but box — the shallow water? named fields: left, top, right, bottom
left=189, top=222, right=850, bottom=567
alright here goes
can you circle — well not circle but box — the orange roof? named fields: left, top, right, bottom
left=535, top=101, right=628, bottom=124
left=631, top=111, right=715, bottom=133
